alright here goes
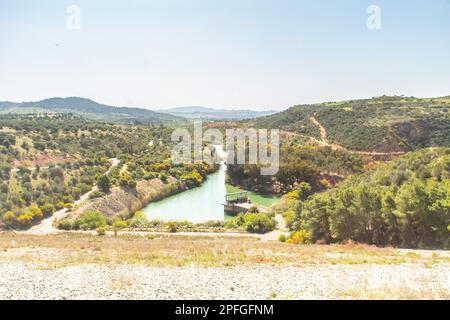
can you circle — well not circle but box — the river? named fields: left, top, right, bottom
left=142, top=147, right=281, bottom=223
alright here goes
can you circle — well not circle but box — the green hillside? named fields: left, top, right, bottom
left=0, top=97, right=180, bottom=124
left=284, top=148, right=450, bottom=248
left=250, top=96, right=450, bottom=152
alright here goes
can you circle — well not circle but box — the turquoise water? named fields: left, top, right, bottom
left=142, top=146, right=282, bottom=223
left=142, top=164, right=228, bottom=223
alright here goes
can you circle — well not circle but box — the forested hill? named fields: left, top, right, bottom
left=290, top=147, right=450, bottom=248
left=0, top=97, right=180, bottom=123
left=249, top=96, right=450, bottom=152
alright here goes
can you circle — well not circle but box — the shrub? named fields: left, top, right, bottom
left=16, top=213, right=33, bottom=228
left=113, top=220, right=128, bottom=229
left=224, top=219, right=238, bottom=229
left=119, top=173, right=136, bottom=188
left=203, top=220, right=225, bottom=228
left=159, top=173, right=169, bottom=182
left=40, top=203, right=55, bottom=216
left=55, top=202, right=65, bottom=210
left=278, top=234, right=287, bottom=242
left=89, top=190, right=105, bottom=199
left=297, top=182, right=312, bottom=200
left=286, top=182, right=312, bottom=201
left=286, top=190, right=300, bottom=200
left=96, top=227, right=106, bottom=236
left=144, top=173, right=157, bottom=180
left=71, top=187, right=82, bottom=200
left=167, top=221, right=178, bottom=233
left=128, top=211, right=150, bottom=228
left=149, top=219, right=163, bottom=227
left=244, top=213, right=275, bottom=234
left=55, top=219, right=73, bottom=230
left=113, top=220, right=128, bottom=235
left=62, top=195, right=74, bottom=204
left=2, top=211, right=16, bottom=225
left=248, top=206, right=259, bottom=213
left=28, top=206, right=43, bottom=220
left=75, top=211, right=107, bottom=230
left=287, top=230, right=312, bottom=244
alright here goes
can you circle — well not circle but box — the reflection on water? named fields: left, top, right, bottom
left=142, top=164, right=228, bottom=223
left=142, top=145, right=281, bottom=223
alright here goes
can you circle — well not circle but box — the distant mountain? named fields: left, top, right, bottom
left=160, top=106, right=277, bottom=120
left=0, top=97, right=180, bottom=123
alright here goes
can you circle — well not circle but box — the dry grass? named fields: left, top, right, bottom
left=339, top=287, right=450, bottom=300
left=0, top=232, right=449, bottom=268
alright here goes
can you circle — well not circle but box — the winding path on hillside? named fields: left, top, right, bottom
left=307, top=116, right=405, bottom=156
left=309, top=115, right=328, bottom=143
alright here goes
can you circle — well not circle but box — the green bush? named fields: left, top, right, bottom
left=55, top=219, right=73, bottom=230
left=244, top=213, right=275, bottom=234
left=74, top=211, right=107, bottom=230
left=113, top=220, right=128, bottom=229
left=96, top=227, right=106, bottom=236
left=40, top=203, right=55, bottom=216
left=55, top=202, right=65, bottom=210
left=112, top=220, right=128, bottom=235
left=128, top=211, right=150, bottom=228
left=89, top=190, right=106, bottom=199
left=167, top=221, right=178, bottom=233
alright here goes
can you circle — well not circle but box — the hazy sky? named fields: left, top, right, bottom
left=1, top=0, right=449, bottom=110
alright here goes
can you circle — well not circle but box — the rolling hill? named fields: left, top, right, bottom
left=250, top=95, right=450, bottom=152
left=160, top=106, right=276, bottom=120
left=0, top=97, right=180, bottom=123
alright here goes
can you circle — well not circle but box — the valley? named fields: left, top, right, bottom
left=1, top=95, right=448, bottom=249
left=0, top=95, right=448, bottom=300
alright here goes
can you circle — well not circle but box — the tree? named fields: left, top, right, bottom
left=244, top=213, right=275, bottom=234
left=298, top=182, right=312, bottom=201
left=97, top=174, right=111, bottom=193
left=71, top=187, right=82, bottom=200
left=40, top=203, right=55, bottom=216
left=2, top=211, right=16, bottom=225
left=74, top=211, right=107, bottom=230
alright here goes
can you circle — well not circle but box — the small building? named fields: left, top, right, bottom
left=223, top=192, right=252, bottom=215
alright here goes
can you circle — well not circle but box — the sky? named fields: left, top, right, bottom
left=0, top=0, right=449, bottom=110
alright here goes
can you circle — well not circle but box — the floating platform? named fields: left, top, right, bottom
left=223, top=192, right=252, bottom=215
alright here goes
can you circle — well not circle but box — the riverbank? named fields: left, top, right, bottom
left=66, top=164, right=221, bottom=224
left=67, top=177, right=184, bottom=221
left=0, top=232, right=449, bottom=299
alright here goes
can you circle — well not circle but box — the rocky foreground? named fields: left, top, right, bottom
left=1, top=262, right=449, bottom=300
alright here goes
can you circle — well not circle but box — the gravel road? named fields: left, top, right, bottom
left=1, top=262, right=448, bottom=300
